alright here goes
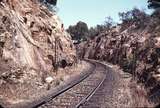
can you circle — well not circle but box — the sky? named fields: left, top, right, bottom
left=57, top=0, right=152, bottom=28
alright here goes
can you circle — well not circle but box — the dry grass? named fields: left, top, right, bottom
left=129, top=81, right=153, bottom=107
left=53, top=61, right=89, bottom=83
left=105, top=62, right=153, bottom=107
left=0, top=60, right=89, bottom=105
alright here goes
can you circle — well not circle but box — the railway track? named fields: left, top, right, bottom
left=0, top=59, right=109, bottom=108
left=39, top=59, right=108, bottom=108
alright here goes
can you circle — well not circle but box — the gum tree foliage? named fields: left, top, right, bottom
left=86, top=25, right=105, bottom=39
left=119, top=8, right=148, bottom=24
left=148, top=0, right=160, bottom=18
left=67, top=17, right=114, bottom=42
left=105, top=16, right=114, bottom=30
left=67, top=21, right=89, bottom=42
left=39, top=0, right=57, bottom=5
left=88, top=17, right=114, bottom=39
left=148, top=0, right=160, bottom=9
left=118, top=8, right=149, bottom=31
left=39, top=0, right=58, bottom=12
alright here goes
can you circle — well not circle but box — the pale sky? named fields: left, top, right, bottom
left=57, top=0, right=151, bottom=28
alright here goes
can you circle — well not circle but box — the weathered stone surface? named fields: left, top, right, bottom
left=79, top=14, right=160, bottom=105
left=0, top=0, right=77, bottom=104
left=0, top=0, right=76, bottom=93
left=0, top=0, right=76, bottom=73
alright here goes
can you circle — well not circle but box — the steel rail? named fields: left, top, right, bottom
left=28, top=59, right=96, bottom=108
left=0, top=59, right=108, bottom=108
left=75, top=73, right=106, bottom=108
left=74, top=60, right=108, bottom=108
left=32, top=60, right=96, bottom=108
left=0, top=59, right=95, bottom=108
left=38, top=59, right=107, bottom=108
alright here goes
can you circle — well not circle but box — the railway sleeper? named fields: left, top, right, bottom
left=82, top=84, right=100, bottom=87
left=80, top=103, right=101, bottom=108
left=75, top=92, right=89, bottom=96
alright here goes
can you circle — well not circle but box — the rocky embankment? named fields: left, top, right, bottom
left=0, top=0, right=76, bottom=104
left=79, top=12, right=160, bottom=106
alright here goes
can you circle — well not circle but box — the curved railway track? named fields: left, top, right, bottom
left=1, top=59, right=111, bottom=108
left=39, top=59, right=108, bottom=108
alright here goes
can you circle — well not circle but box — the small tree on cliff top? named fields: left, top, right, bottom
left=148, top=0, right=160, bottom=9
left=67, top=21, right=89, bottom=42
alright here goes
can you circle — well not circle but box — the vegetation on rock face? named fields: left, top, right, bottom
left=118, top=8, right=149, bottom=31
left=39, top=0, right=58, bottom=12
left=76, top=6, right=160, bottom=105
left=39, top=0, right=57, bottom=6
left=67, top=17, right=114, bottom=43
left=148, top=0, right=160, bottom=9
left=67, top=21, right=89, bottom=43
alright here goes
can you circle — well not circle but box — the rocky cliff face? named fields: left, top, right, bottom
left=0, top=0, right=76, bottom=100
left=0, top=0, right=77, bottom=104
left=79, top=13, right=160, bottom=105
left=0, top=0, right=76, bottom=72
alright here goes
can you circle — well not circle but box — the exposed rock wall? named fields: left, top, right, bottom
left=0, top=0, right=76, bottom=75
left=79, top=15, right=160, bottom=104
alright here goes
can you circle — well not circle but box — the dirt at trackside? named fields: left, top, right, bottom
left=106, top=63, right=153, bottom=107
left=0, top=61, right=90, bottom=106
